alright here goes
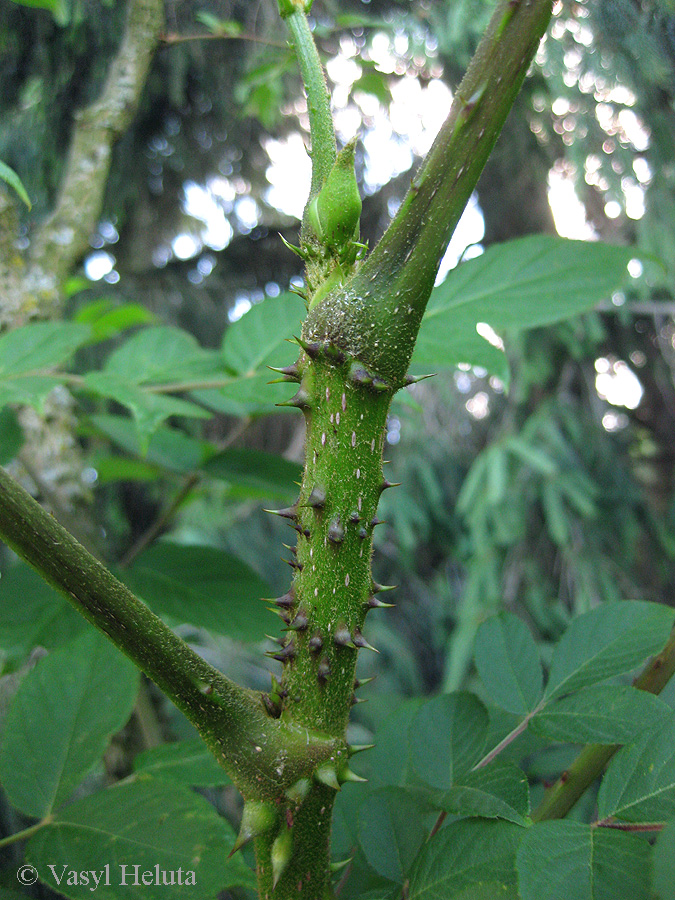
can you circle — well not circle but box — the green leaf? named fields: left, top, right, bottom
left=194, top=294, right=305, bottom=415
left=366, top=698, right=424, bottom=788
left=133, top=739, right=231, bottom=787
left=26, top=780, right=256, bottom=898
left=0, top=407, right=24, bottom=464
left=437, top=763, right=530, bottom=826
left=0, top=322, right=90, bottom=410
left=73, top=298, right=157, bottom=342
left=122, top=542, right=273, bottom=642
left=196, top=11, right=243, bottom=35
left=413, top=237, right=634, bottom=377
left=83, top=373, right=210, bottom=450
left=0, top=562, right=87, bottom=664
left=0, top=631, right=138, bottom=818
left=597, top=716, right=675, bottom=822
left=0, top=321, right=89, bottom=373
left=90, top=414, right=215, bottom=474
left=544, top=601, right=675, bottom=701
left=358, top=787, right=429, bottom=884
left=222, top=294, right=305, bottom=374
left=654, top=820, right=675, bottom=899
left=474, top=613, right=543, bottom=715
left=0, top=159, right=31, bottom=207
left=531, top=685, right=671, bottom=745
left=408, top=819, right=523, bottom=899
left=90, top=453, right=164, bottom=484
left=516, top=821, right=651, bottom=900
left=103, top=326, right=223, bottom=385
left=202, top=447, right=302, bottom=503
left=410, top=693, right=489, bottom=790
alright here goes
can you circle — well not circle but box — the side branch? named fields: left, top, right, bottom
left=532, top=624, right=675, bottom=822
left=0, top=464, right=311, bottom=797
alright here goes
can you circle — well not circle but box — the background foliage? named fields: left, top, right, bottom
left=1, top=0, right=675, bottom=897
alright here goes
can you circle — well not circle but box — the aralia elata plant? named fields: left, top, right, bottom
left=2, top=1, right=675, bottom=898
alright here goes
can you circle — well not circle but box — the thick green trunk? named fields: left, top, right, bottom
left=253, top=342, right=394, bottom=896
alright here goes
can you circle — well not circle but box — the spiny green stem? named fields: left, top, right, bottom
left=533, top=624, right=675, bottom=822
left=304, top=0, right=554, bottom=385
left=253, top=342, right=396, bottom=897
left=0, top=465, right=337, bottom=799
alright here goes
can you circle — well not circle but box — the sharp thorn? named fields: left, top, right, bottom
left=294, top=336, right=321, bottom=359
left=352, top=629, right=379, bottom=652
left=348, top=743, right=375, bottom=756
left=279, top=232, right=307, bottom=259
left=339, top=766, right=368, bottom=784
left=285, top=777, right=311, bottom=805
left=330, top=858, right=353, bottom=874
left=273, top=592, right=295, bottom=609
left=333, top=624, right=355, bottom=648
left=315, top=763, right=341, bottom=791
left=404, top=372, right=436, bottom=386
left=264, top=505, right=298, bottom=521
left=305, top=485, right=326, bottom=509
left=317, top=657, right=331, bottom=682
left=328, top=516, right=345, bottom=543
left=262, top=693, right=282, bottom=718
left=276, top=388, right=311, bottom=410
left=372, top=581, right=397, bottom=593
left=229, top=801, right=277, bottom=857
left=269, top=638, right=296, bottom=662
left=286, top=609, right=309, bottom=632
left=271, top=828, right=293, bottom=888
left=367, top=595, right=395, bottom=609
left=308, top=630, right=323, bottom=653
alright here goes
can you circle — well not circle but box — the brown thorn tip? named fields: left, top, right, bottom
left=333, top=625, right=355, bottom=648
left=352, top=630, right=379, bottom=652
left=269, top=639, right=296, bottom=662
left=306, top=486, right=326, bottom=509
left=264, top=505, right=298, bottom=520
left=308, top=631, right=323, bottom=653
left=367, top=595, right=395, bottom=609
left=317, top=657, right=331, bottom=682
left=295, top=336, right=321, bottom=358
left=286, top=610, right=309, bottom=632
left=372, top=581, right=397, bottom=593
left=328, top=517, right=345, bottom=543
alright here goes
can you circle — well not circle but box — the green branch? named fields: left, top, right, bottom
left=304, top=0, right=554, bottom=385
left=532, top=625, right=675, bottom=822
left=0, top=817, right=51, bottom=850
left=0, top=465, right=337, bottom=800
left=279, top=0, right=336, bottom=202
